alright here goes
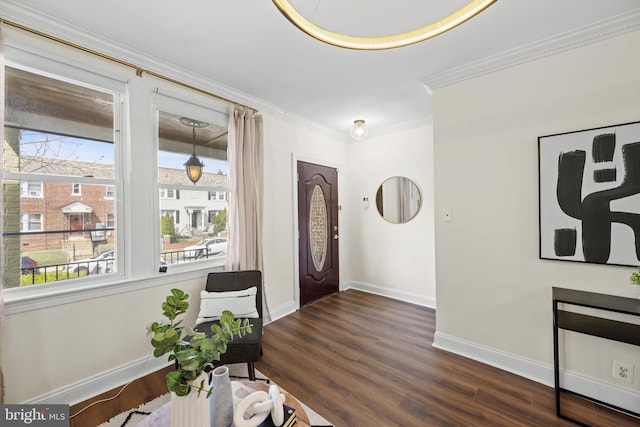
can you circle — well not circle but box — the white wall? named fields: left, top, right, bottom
left=344, top=125, right=436, bottom=307
left=261, top=114, right=348, bottom=318
left=433, top=30, right=640, bottom=408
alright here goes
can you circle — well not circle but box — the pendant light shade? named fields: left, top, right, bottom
left=184, top=153, right=205, bottom=184
left=180, top=117, right=208, bottom=184
left=351, top=119, right=368, bottom=141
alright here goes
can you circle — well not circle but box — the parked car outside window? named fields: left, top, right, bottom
left=183, top=238, right=228, bottom=259
left=66, top=250, right=115, bottom=275
left=21, top=256, right=39, bottom=275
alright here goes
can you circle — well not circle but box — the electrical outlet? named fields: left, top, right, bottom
left=612, top=360, right=634, bottom=384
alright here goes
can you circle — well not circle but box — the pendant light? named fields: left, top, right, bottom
left=180, top=117, right=208, bottom=184
left=272, top=0, right=496, bottom=50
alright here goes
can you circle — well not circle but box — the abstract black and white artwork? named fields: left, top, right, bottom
left=539, top=121, right=640, bottom=266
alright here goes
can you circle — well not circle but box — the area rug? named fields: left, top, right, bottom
left=97, top=364, right=333, bottom=427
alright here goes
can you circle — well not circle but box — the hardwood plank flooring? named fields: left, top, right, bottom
left=255, top=290, right=638, bottom=427
left=69, top=365, right=173, bottom=427
left=70, top=289, right=639, bottom=426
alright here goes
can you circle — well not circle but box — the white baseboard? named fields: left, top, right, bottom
left=26, top=356, right=171, bottom=405
left=26, top=300, right=298, bottom=405
left=266, top=300, right=298, bottom=323
left=343, top=280, right=437, bottom=309
left=433, top=332, right=640, bottom=414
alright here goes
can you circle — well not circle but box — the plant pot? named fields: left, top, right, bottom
left=170, top=371, right=210, bottom=427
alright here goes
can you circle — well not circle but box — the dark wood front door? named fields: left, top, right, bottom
left=297, top=161, right=339, bottom=306
left=70, top=214, right=83, bottom=236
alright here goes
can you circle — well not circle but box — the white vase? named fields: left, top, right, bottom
left=171, top=371, right=211, bottom=427
left=210, top=366, right=234, bottom=427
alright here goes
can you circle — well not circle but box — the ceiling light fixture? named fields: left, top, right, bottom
left=272, top=0, right=496, bottom=50
left=351, top=120, right=368, bottom=141
left=180, top=117, right=208, bottom=184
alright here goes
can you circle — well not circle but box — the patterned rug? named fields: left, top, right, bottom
left=97, top=364, right=333, bottom=427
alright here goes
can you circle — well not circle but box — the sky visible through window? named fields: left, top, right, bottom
left=19, top=130, right=228, bottom=174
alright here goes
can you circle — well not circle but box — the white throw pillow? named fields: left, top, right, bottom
left=196, top=287, right=259, bottom=325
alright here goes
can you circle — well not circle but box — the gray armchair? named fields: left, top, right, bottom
left=195, top=270, right=263, bottom=380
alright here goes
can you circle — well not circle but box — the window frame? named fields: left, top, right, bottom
left=105, top=185, right=115, bottom=199
left=2, top=41, right=127, bottom=304
left=20, top=181, right=44, bottom=198
left=160, top=188, right=177, bottom=199
left=154, top=93, right=229, bottom=271
left=20, top=212, right=43, bottom=232
left=1, top=32, right=232, bottom=315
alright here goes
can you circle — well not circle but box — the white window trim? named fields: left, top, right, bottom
left=20, top=212, right=43, bottom=232
left=2, top=30, right=231, bottom=313
left=3, top=41, right=127, bottom=301
left=72, top=183, right=82, bottom=196
left=160, top=188, right=177, bottom=199
left=20, top=181, right=43, bottom=198
left=106, top=213, right=115, bottom=228
left=105, top=185, right=115, bottom=199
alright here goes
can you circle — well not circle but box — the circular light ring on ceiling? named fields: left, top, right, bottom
left=272, top=0, right=496, bottom=50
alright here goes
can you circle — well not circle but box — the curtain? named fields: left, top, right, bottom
left=225, top=106, right=270, bottom=321
left=0, top=25, right=6, bottom=404
left=399, top=177, right=413, bottom=223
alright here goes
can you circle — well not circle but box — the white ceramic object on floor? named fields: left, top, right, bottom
left=170, top=371, right=210, bottom=427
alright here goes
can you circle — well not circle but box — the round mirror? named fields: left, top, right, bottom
left=375, top=177, right=422, bottom=224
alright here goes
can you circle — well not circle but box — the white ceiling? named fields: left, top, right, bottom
left=2, top=0, right=640, bottom=140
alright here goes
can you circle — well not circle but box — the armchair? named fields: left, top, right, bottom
left=195, top=270, right=263, bottom=380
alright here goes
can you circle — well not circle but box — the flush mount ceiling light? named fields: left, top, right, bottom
left=180, top=117, right=208, bottom=184
left=271, top=0, right=496, bottom=50
left=351, top=119, right=368, bottom=141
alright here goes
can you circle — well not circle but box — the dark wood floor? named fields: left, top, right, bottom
left=70, top=289, right=639, bottom=426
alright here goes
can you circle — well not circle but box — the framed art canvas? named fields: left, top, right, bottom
left=538, top=121, right=640, bottom=266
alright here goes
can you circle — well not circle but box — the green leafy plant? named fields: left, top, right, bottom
left=149, top=288, right=253, bottom=397
left=631, top=270, right=640, bottom=286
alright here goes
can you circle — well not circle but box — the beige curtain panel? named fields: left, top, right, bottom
left=225, top=106, right=269, bottom=321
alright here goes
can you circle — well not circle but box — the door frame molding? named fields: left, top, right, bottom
left=291, top=154, right=341, bottom=310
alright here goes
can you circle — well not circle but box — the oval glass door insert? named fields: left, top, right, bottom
left=309, top=185, right=328, bottom=271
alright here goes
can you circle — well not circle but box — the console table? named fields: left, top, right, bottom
left=552, top=287, right=640, bottom=425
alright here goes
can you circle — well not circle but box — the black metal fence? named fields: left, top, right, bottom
left=20, top=248, right=224, bottom=285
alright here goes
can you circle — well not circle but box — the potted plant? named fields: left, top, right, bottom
left=148, top=288, right=253, bottom=426
left=631, top=269, right=640, bottom=298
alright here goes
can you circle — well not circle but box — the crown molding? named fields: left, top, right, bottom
left=267, top=108, right=348, bottom=141
left=366, top=116, right=433, bottom=140
left=421, top=8, right=640, bottom=91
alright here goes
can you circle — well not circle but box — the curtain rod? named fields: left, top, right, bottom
left=0, top=18, right=256, bottom=112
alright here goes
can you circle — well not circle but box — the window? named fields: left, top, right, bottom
left=105, top=185, right=115, bottom=199
left=20, top=213, right=43, bottom=232
left=161, top=210, right=180, bottom=225
left=156, top=105, right=228, bottom=267
left=20, top=181, right=43, bottom=197
left=209, top=191, right=226, bottom=201
left=2, top=65, right=121, bottom=289
left=106, top=213, right=115, bottom=228
left=160, top=188, right=177, bottom=199
left=2, top=38, right=235, bottom=310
